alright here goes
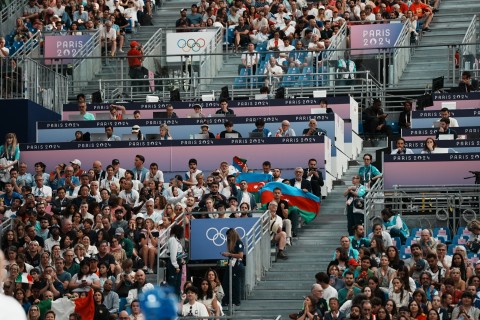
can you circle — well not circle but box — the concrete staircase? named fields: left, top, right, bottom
left=396, top=0, right=480, bottom=89
left=234, top=147, right=381, bottom=319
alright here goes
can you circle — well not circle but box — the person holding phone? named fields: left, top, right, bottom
left=363, top=98, right=392, bottom=142
left=140, top=218, right=158, bottom=274
left=221, top=228, right=245, bottom=307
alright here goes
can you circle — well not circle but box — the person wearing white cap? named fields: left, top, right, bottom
left=70, top=159, right=84, bottom=177
left=131, top=125, right=145, bottom=140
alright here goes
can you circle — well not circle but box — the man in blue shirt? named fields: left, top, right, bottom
left=0, top=181, right=22, bottom=206
left=187, top=4, right=203, bottom=27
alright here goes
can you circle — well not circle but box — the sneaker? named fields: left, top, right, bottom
left=147, top=268, right=154, bottom=274
left=277, top=250, right=288, bottom=260
left=142, top=265, right=148, bottom=271
left=423, top=27, right=432, bottom=32
left=286, top=238, right=291, bottom=246
left=119, top=49, right=124, bottom=53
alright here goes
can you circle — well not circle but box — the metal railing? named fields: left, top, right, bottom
left=11, top=30, right=41, bottom=58
left=391, top=21, right=412, bottom=86
left=179, top=316, right=282, bottom=320
left=364, top=183, right=480, bottom=234
left=72, top=29, right=102, bottom=93
left=23, top=57, right=69, bottom=112
left=155, top=210, right=272, bottom=309
left=0, top=0, right=29, bottom=36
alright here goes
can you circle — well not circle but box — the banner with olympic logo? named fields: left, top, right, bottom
left=166, top=31, right=217, bottom=62
left=190, top=218, right=259, bottom=260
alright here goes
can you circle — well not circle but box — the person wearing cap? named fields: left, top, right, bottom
left=188, top=104, right=205, bottom=118
left=115, top=227, right=134, bottom=259
left=44, top=225, right=61, bottom=252
left=131, top=125, right=145, bottom=140
left=187, top=4, right=203, bottom=27
left=219, top=120, right=242, bottom=138
left=199, top=123, right=215, bottom=138
left=69, top=159, right=83, bottom=178
left=176, top=8, right=191, bottom=28
left=127, top=40, right=144, bottom=91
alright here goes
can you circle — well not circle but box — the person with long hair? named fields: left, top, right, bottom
left=450, top=253, right=472, bottom=282
left=205, top=268, right=225, bottom=303
left=27, top=305, right=41, bottom=320
left=393, top=265, right=416, bottom=293
left=327, top=264, right=345, bottom=291
left=412, top=289, right=432, bottom=314
left=81, top=235, right=98, bottom=257
left=0, top=133, right=20, bottom=182
left=14, top=288, right=31, bottom=313
left=377, top=307, right=391, bottom=320
left=1, top=229, right=19, bottom=252
left=69, top=259, right=101, bottom=292
left=451, top=292, right=479, bottom=320
left=329, top=247, right=349, bottom=274
left=450, top=267, right=466, bottom=291
left=369, top=237, right=386, bottom=262
left=409, top=300, right=427, bottom=320
left=140, top=218, right=159, bottom=274
left=98, top=262, right=116, bottom=290
left=385, top=299, right=398, bottom=320
left=221, top=227, right=245, bottom=307
left=375, top=255, right=396, bottom=289
left=295, top=295, right=320, bottom=320
left=159, top=123, right=173, bottom=140
left=198, top=278, right=222, bottom=316
left=166, top=224, right=185, bottom=296
left=389, top=277, right=410, bottom=308
left=386, top=245, right=404, bottom=270
left=421, top=137, right=440, bottom=154
left=368, top=276, right=386, bottom=304
left=93, top=290, right=110, bottom=320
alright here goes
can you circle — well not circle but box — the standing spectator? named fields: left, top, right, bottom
left=127, top=41, right=144, bottom=92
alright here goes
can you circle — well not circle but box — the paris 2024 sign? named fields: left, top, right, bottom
left=350, top=23, right=404, bottom=55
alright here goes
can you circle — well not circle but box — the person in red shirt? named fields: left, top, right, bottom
left=127, top=40, right=144, bottom=92
left=409, top=0, right=433, bottom=31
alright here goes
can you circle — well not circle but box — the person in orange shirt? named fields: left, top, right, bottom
left=409, top=0, right=433, bottom=31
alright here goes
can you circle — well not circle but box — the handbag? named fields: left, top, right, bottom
left=352, top=198, right=365, bottom=215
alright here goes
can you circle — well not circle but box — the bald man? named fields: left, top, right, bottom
left=0, top=250, right=28, bottom=319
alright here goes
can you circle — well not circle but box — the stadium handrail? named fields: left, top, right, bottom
left=391, top=21, right=411, bottom=86
left=72, top=28, right=102, bottom=94
left=459, top=15, right=478, bottom=82
left=156, top=209, right=272, bottom=303
left=11, top=30, right=41, bottom=58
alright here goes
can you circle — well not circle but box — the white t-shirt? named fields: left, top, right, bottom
left=0, top=294, right=27, bottom=320
left=182, top=301, right=209, bottom=317
left=323, top=285, right=338, bottom=301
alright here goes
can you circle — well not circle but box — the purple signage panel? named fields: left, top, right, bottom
left=431, top=92, right=480, bottom=109
left=20, top=136, right=326, bottom=177
left=350, top=23, right=403, bottom=55
left=44, top=35, right=92, bottom=65
left=383, top=153, right=480, bottom=188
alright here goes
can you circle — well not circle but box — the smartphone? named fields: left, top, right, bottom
left=151, top=231, right=159, bottom=237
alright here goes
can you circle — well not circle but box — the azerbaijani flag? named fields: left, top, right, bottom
left=260, top=182, right=321, bottom=223
left=232, top=156, right=248, bottom=172
left=16, top=272, right=33, bottom=284
left=236, top=172, right=273, bottom=193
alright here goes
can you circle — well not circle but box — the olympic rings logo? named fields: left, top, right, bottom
left=177, top=38, right=206, bottom=52
left=205, top=227, right=246, bottom=247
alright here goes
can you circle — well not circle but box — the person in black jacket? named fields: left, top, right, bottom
left=289, top=167, right=312, bottom=193
left=398, top=100, right=413, bottom=129
left=303, top=159, right=324, bottom=198
left=93, top=290, right=111, bottom=320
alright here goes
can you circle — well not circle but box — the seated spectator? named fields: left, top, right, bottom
left=435, top=118, right=458, bottom=140
left=219, top=120, right=242, bottom=138
left=0, top=37, right=9, bottom=57
left=264, top=56, right=284, bottom=86
left=23, top=0, right=41, bottom=22
left=458, top=71, right=479, bottom=93
left=381, top=208, right=409, bottom=244
left=368, top=223, right=393, bottom=248
left=250, top=25, right=269, bottom=44
left=303, top=119, right=327, bottom=136
left=100, top=21, right=117, bottom=56
left=13, top=18, right=32, bottom=42
left=239, top=43, right=259, bottom=75
left=409, top=0, right=433, bottom=32
left=391, top=137, right=414, bottom=155
left=363, top=98, right=392, bottom=141
left=275, top=120, right=296, bottom=137
left=233, top=17, right=250, bottom=52
left=267, top=30, right=284, bottom=51
left=268, top=202, right=288, bottom=260
left=315, top=272, right=339, bottom=302
left=108, top=15, right=124, bottom=53
left=289, top=41, right=308, bottom=68
left=436, top=107, right=459, bottom=127
left=252, top=118, right=272, bottom=137
left=216, top=99, right=235, bottom=116
left=188, top=104, right=205, bottom=118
